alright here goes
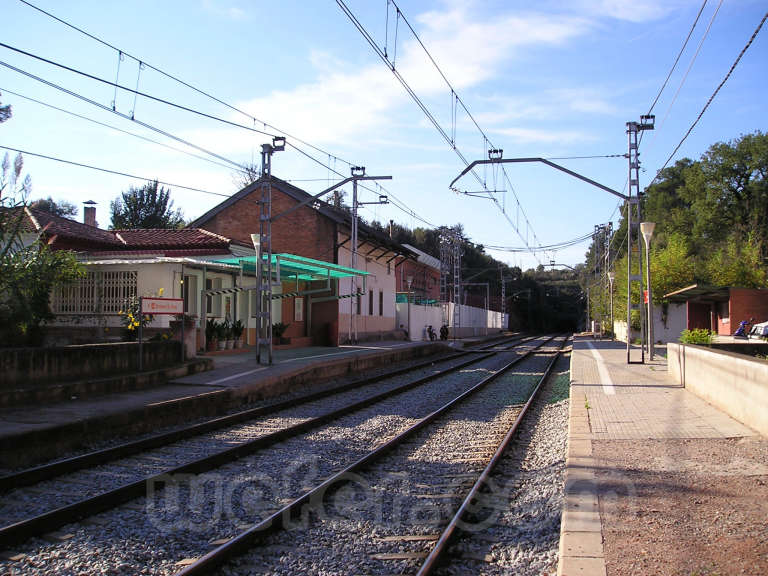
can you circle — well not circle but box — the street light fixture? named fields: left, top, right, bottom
left=272, top=136, right=286, bottom=151
left=640, top=222, right=656, bottom=359
left=608, top=270, right=615, bottom=340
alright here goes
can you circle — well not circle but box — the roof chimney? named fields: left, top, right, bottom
left=83, top=200, right=98, bottom=228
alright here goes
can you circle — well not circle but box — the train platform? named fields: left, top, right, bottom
left=0, top=339, right=460, bottom=469
left=559, top=335, right=767, bottom=576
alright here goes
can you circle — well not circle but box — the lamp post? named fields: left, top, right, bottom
left=640, top=222, right=656, bottom=359
left=608, top=271, right=615, bottom=340
left=406, top=275, right=413, bottom=341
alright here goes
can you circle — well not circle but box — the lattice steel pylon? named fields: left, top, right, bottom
left=439, top=227, right=453, bottom=326
left=452, top=231, right=462, bottom=338
left=255, top=137, right=285, bottom=365
left=626, top=116, right=654, bottom=363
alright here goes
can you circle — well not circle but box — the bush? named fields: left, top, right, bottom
left=679, top=328, right=712, bottom=345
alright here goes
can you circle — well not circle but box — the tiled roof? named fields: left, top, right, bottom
left=26, top=208, right=120, bottom=247
left=114, top=228, right=230, bottom=249
left=85, top=248, right=232, bottom=258
left=14, top=208, right=231, bottom=252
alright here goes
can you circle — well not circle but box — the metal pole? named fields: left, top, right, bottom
left=138, top=296, right=143, bottom=372
left=642, top=229, right=655, bottom=360
left=351, top=177, right=358, bottom=344
left=180, top=264, right=185, bottom=362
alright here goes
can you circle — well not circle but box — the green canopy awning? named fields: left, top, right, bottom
left=212, top=253, right=369, bottom=282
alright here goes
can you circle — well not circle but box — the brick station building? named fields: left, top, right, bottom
left=190, top=176, right=414, bottom=345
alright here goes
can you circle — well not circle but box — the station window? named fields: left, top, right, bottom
left=369, top=290, right=374, bottom=315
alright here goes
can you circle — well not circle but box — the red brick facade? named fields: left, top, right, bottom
left=197, top=184, right=338, bottom=263
left=722, top=288, right=768, bottom=335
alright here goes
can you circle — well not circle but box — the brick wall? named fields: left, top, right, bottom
left=202, top=184, right=337, bottom=262
left=730, top=289, right=768, bottom=332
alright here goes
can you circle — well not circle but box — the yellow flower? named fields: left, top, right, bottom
left=158, top=287, right=164, bottom=296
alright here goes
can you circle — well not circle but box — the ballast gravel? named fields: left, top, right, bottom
left=0, top=339, right=546, bottom=576
left=217, top=340, right=568, bottom=575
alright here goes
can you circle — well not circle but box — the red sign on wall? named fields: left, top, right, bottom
left=141, top=297, right=184, bottom=315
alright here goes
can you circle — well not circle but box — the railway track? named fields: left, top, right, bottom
left=175, top=335, right=568, bottom=575
left=0, top=334, right=546, bottom=573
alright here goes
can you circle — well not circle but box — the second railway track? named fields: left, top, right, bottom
left=0, top=334, right=547, bottom=574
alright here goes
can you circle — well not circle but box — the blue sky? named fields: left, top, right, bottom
left=1, top=0, right=766, bottom=270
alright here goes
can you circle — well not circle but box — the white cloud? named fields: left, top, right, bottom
left=488, top=126, right=594, bottom=145
left=567, top=0, right=681, bottom=23
left=201, top=0, right=247, bottom=21
left=187, top=4, right=596, bottom=155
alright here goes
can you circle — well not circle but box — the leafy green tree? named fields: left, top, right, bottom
left=0, top=154, right=83, bottom=346
left=110, top=180, right=184, bottom=229
left=29, top=196, right=78, bottom=218
left=650, top=233, right=695, bottom=300
left=704, top=233, right=766, bottom=288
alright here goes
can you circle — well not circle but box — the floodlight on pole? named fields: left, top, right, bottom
left=640, top=222, right=656, bottom=359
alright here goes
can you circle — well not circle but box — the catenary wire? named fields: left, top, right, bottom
left=3, top=48, right=435, bottom=232
left=649, top=10, right=766, bottom=187
left=335, top=0, right=545, bottom=261
left=15, top=0, right=436, bottom=228
left=654, top=0, right=723, bottom=136
left=0, top=144, right=230, bottom=198
left=0, top=87, right=239, bottom=174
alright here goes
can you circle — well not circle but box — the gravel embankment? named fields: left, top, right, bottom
left=216, top=340, right=566, bottom=575
left=0, top=340, right=545, bottom=576
left=0, top=352, right=474, bottom=525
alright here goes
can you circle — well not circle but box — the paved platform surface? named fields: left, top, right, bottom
left=0, top=340, right=439, bottom=443
left=558, top=336, right=758, bottom=576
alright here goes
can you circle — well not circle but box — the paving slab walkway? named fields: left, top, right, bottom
left=558, top=336, right=761, bottom=576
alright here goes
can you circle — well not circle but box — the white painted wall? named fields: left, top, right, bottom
left=337, top=238, right=397, bottom=338
left=395, top=301, right=507, bottom=341
left=612, top=302, right=686, bottom=344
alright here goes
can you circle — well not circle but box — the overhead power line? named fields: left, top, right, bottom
left=0, top=86, right=237, bottom=173
left=649, top=10, right=767, bottom=186
left=646, top=0, right=709, bottom=117
left=0, top=144, right=230, bottom=198
left=335, top=0, right=545, bottom=263
left=14, top=0, right=436, bottom=229
left=0, top=59, right=249, bottom=172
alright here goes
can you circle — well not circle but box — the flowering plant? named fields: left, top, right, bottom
left=119, top=287, right=163, bottom=340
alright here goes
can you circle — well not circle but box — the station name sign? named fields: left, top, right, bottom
left=141, top=297, right=184, bottom=315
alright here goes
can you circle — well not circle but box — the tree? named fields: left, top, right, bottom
left=1, top=153, right=83, bottom=346
left=0, top=91, right=10, bottom=124
left=110, top=180, right=184, bottom=229
left=29, top=197, right=78, bottom=218
left=232, top=162, right=260, bottom=191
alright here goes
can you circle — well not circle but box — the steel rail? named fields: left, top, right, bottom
left=174, top=335, right=557, bottom=576
left=416, top=335, right=570, bottom=575
left=1, top=333, right=526, bottom=492
left=0, top=349, right=481, bottom=492
left=0, top=338, right=534, bottom=549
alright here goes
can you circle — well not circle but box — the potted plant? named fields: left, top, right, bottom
left=272, top=322, right=289, bottom=345
left=232, top=319, right=245, bottom=348
left=222, top=319, right=234, bottom=349
left=215, top=320, right=227, bottom=350
left=205, top=318, right=218, bottom=352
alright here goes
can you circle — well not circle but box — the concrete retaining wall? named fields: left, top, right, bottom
left=0, top=341, right=181, bottom=387
left=668, top=343, right=768, bottom=436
